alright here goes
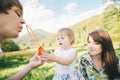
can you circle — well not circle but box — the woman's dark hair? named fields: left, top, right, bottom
left=0, top=0, right=23, bottom=15
left=88, top=30, right=119, bottom=79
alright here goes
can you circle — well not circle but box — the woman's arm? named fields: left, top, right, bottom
left=7, top=53, right=43, bottom=80
left=79, top=57, right=89, bottom=80
left=7, top=64, right=33, bottom=80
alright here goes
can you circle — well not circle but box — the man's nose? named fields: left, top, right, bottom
left=20, top=18, right=25, bottom=24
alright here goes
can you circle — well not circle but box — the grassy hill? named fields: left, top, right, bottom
left=13, top=29, right=54, bottom=49
left=71, top=4, right=120, bottom=48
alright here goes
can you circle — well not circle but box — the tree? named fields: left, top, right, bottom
left=102, top=0, right=120, bottom=3
left=1, top=39, right=20, bottom=52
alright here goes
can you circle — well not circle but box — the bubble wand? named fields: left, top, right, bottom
left=26, top=24, right=44, bottom=55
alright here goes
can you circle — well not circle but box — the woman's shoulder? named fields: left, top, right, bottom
left=80, top=53, right=90, bottom=60
left=116, top=54, right=120, bottom=65
left=79, top=53, right=92, bottom=66
left=116, top=54, right=120, bottom=63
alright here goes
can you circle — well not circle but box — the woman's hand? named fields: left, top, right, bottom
left=28, top=53, right=44, bottom=69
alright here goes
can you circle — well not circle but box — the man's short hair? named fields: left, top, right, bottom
left=0, top=0, right=23, bottom=15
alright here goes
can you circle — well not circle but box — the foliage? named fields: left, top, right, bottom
left=1, top=39, right=20, bottom=52
left=100, top=4, right=120, bottom=47
left=71, top=4, right=120, bottom=48
left=102, top=0, right=120, bottom=4
left=71, top=15, right=102, bottom=46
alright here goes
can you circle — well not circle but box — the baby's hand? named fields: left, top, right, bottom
left=41, top=53, right=55, bottom=63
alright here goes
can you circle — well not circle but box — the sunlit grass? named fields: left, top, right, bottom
left=0, top=65, right=25, bottom=79
left=0, top=47, right=120, bottom=80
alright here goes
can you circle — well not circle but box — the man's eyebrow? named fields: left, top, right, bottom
left=14, top=8, right=23, bottom=16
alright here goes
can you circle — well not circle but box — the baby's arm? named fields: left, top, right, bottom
left=42, top=50, right=77, bottom=65
left=54, top=52, right=76, bottom=65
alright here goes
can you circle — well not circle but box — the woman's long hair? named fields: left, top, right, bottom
left=88, top=30, right=119, bottom=79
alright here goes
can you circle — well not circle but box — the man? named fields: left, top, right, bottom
left=0, top=0, right=43, bottom=80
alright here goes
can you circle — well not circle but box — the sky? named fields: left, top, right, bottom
left=19, top=0, right=109, bottom=35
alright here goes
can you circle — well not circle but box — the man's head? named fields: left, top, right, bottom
left=0, top=0, right=23, bottom=15
left=0, top=0, right=25, bottom=43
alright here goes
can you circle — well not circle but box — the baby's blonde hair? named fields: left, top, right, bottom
left=57, top=28, right=74, bottom=44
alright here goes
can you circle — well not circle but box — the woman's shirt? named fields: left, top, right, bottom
left=79, top=53, right=120, bottom=80
left=79, top=53, right=107, bottom=80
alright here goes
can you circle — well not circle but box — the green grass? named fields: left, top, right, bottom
left=0, top=47, right=120, bottom=80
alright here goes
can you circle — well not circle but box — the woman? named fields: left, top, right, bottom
left=79, top=30, right=120, bottom=80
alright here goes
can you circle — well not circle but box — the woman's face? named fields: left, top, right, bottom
left=88, top=36, right=102, bottom=56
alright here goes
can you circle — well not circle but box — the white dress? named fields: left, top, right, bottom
left=53, top=48, right=84, bottom=80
